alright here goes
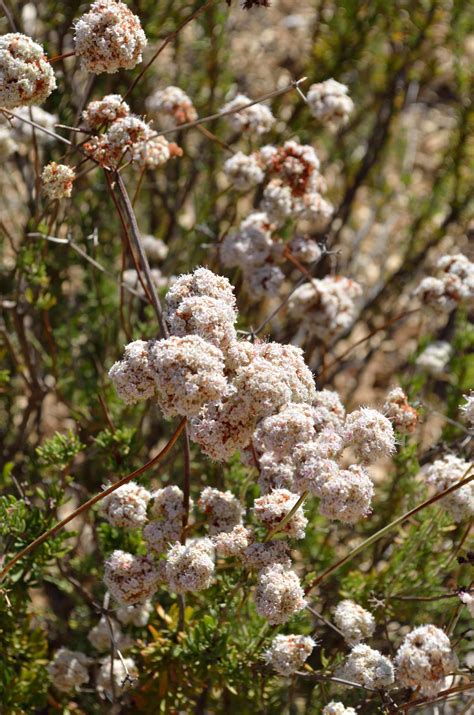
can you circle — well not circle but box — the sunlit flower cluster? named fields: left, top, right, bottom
left=41, top=162, right=76, bottom=200
left=0, top=33, right=56, bottom=109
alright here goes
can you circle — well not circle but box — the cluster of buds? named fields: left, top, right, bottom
left=41, top=162, right=76, bottom=200
left=414, top=253, right=474, bottom=312
left=307, top=79, right=354, bottom=129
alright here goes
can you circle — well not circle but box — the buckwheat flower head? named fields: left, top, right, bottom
left=84, top=114, right=150, bottom=167
left=82, top=94, right=130, bottom=129
left=104, top=550, right=161, bottom=605
left=307, top=79, right=354, bottom=128
left=47, top=648, right=90, bottom=693
left=458, top=591, right=474, bottom=617
left=264, top=634, right=315, bottom=676
left=130, top=133, right=173, bottom=169
left=289, top=235, right=322, bottom=264
left=221, top=94, right=275, bottom=134
left=383, top=387, right=419, bottom=434
left=149, top=335, right=227, bottom=417
left=0, top=126, right=18, bottom=159
left=333, top=600, right=376, bottom=645
left=165, top=267, right=236, bottom=314
left=0, top=33, right=56, bottom=109
left=165, top=538, right=215, bottom=593
left=255, top=563, right=306, bottom=624
left=220, top=212, right=275, bottom=270
left=258, top=453, right=296, bottom=494
left=143, top=520, right=182, bottom=553
left=414, top=275, right=460, bottom=312
left=312, top=390, right=346, bottom=431
left=189, top=394, right=256, bottom=461
left=395, top=625, right=458, bottom=697
left=319, top=465, right=374, bottom=523
left=87, top=616, right=126, bottom=652
left=294, top=192, right=334, bottom=230
left=344, top=407, right=396, bottom=462
left=242, top=540, right=291, bottom=570
left=166, top=295, right=237, bottom=354
left=232, top=357, right=298, bottom=422
left=116, top=599, right=153, bottom=627
left=41, top=162, right=76, bottom=200
left=223, top=151, right=265, bottom=191
left=313, top=427, right=345, bottom=459
left=293, top=442, right=340, bottom=496
left=109, top=339, right=156, bottom=404
left=322, top=702, right=357, bottom=715
left=253, top=402, right=316, bottom=459
left=150, top=485, right=187, bottom=522
left=97, top=656, right=137, bottom=700
left=142, top=234, right=168, bottom=263
left=74, top=0, right=147, bottom=74
left=460, top=391, right=474, bottom=427
left=423, top=455, right=473, bottom=522
left=146, top=85, right=197, bottom=126
left=288, top=277, right=362, bottom=341
left=254, top=489, right=307, bottom=539
left=416, top=340, right=452, bottom=376
left=213, top=524, right=253, bottom=557
left=245, top=264, right=285, bottom=299
left=337, top=644, right=395, bottom=689
left=254, top=341, right=317, bottom=405
left=260, top=140, right=321, bottom=194
left=260, top=179, right=294, bottom=224
left=198, top=486, right=243, bottom=535
left=99, top=481, right=151, bottom=528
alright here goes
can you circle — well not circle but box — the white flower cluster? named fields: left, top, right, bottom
left=165, top=538, right=215, bottom=593
left=322, top=703, right=357, bottom=715
left=41, top=162, right=76, bottom=200
left=255, top=563, right=307, bottom=625
left=97, top=655, right=137, bottom=700
left=264, top=634, right=315, bottom=676
left=242, top=540, right=291, bottom=570
left=116, top=599, right=153, bottom=626
left=143, top=485, right=187, bottom=553
left=108, top=339, right=157, bottom=404
left=47, top=648, right=90, bottom=693
left=223, top=151, right=265, bottom=191
left=416, top=340, right=452, bottom=376
left=198, top=486, right=243, bottom=535
left=343, top=407, right=396, bottom=462
left=74, top=0, right=147, bottom=74
left=394, top=625, right=458, bottom=697
left=307, top=79, right=354, bottom=129
left=460, top=391, right=474, bottom=427
left=82, top=93, right=131, bottom=129
left=254, top=489, right=307, bottom=539
left=336, top=644, right=395, bottom=689
left=142, top=234, right=168, bottom=263
left=288, top=276, right=362, bottom=342
left=99, top=481, right=151, bottom=528
left=414, top=253, right=474, bottom=312
left=333, top=600, right=375, bottom=645
left=383, top=387, right=418, bottom=434
left=220, top=93, right=275, bottom=135
left=213, top=524, right=253, bottom=557
left=146, top=85, right=197, bottom=126
left=423, top=454, right=473, bottom=522
left=0, top=33, right=56, bottom=109
left=103, top=550, right=162, bottom=605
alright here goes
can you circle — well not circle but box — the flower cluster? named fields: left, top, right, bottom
left=336, top=644, right=395, bottom=689
left=383, top=387, right=418, bottom=434
left=74, top=0, right=147, bottom=74
left=82, top=94, right=131, bottom=129
left=96, top=656, right=137, bottom=700
left=414, top=253, right=474, bottom=311
left=220, top=93, right=275, bottom=134
left=416, top=340, right=452, bottom=376
left=307, top=79, right=354, bottom=128
left=103, top=550, right=162, bottom=605
left=322, top=703, right=357, bottom=715
left=47, top=648, right=90, bottom=693
left=460, top=391, right=474, bottom=427
left=143, top=486, right=188, bottom=553
left=41, top=162, right=76, bottom=200
left=423, top=454, right=473, bottom=522
left=394, top=625, right=458, bottom=697
left=253, top=489, right=307, bottom=539
left=255, top=563, right=307, bottom=625
left=0, top=33, right=56, bottom=109
left=99, top=481, right=151, bottom=528
left=165, top=538, right=215, bottom=593
left=264, top=634, right=315, bottom=676
left=198, top=486, right=244, bottom=535
left=333, top=600, right=375, bottom=645
left=146, top=85, right=198, bottom=126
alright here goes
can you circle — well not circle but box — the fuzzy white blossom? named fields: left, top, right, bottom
left=322, top=702, right=357, bottom=715
left=343, top=407, right=396, bottom=462
left=116, top=600, right=153, bottom=627
left=254, top=489, right=307, bottom=539
left=82, top=94, right=130, bottom=129
left=165, top=268, right=236, bottom=314
left=165, top=538, right=215, bottom=593
left=337, top=644, right=395, bottom=689
left=395, top=625, right=458, bottom=697
left=220, top=212, right=275, bottom=271
left=104, top=550, right=161, bottom=605
left=257, top=453, right=296, bottom=494
left=255, top=563, right=306, bottom=625
left=416, top=341, right=452, bottom=376
left=130, top=133, right=173, bottom=169
left=74, top=0, right=147, bottom=74
left=221, top=94, right=275, bottom=134
left=253, top=402, right=316, bottom=459
left=109, top=339, right=156, bottom=405
left=333, top=600, right=376, bottom=645
left=242, top=540, right=291, bottom=570
left=47, top=648, right=90, bottom=693
left=383, top=387, right=418, bottom=434
left=288, top=277, right=362, bottom=341
left=0, top=33, right=56, bottom=109
left=223, top=151, right=265, bottom=191
left=312, top=390, right=346, bottom=432
left=41, top=162, right=76, bottom=200
left=319, top=465, right=374, bottom=523
left=423, top=455, right=473, bottom=522
left=146, top=85, right=197, bottom=126
left=99, top=481, right=151, bottom=528
left=264, top=634, right=315, bottom=676
left=149, top=335, right=228, bottom=418
left=97, top=656, right=137, bottom=700
left=260, top=179, right=294, bottom=224
left=143, top=520, right=182, bottom=554
left=307, top=79, right=354, bottom=128
left=415, top=253, right=474, bottom=311
left=212, top=524, right=253, bottom=557
left=143, top=485, right=188, bottom=553
left=293, top=442, right=340, bottom=496
left=166, top=295, right=237, bottom=354
left=244, top=264, right=286, bottom=299
left=198, top=486, right=243, bottom=535
left=289, top=235, right=322, bottom=264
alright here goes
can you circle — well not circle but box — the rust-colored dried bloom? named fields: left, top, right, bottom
left=82, top=94, right=130, bottom=129
left=383, top=387, right=419, bottom=434
left=74, top=0, right=147, bottom=74
left=0, top=33, right=56, bottom=109
left=41, top=162, right=76, bottom=200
